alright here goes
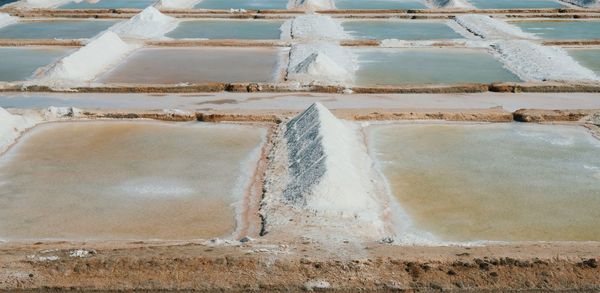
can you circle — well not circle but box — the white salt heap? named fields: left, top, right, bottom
left=287, top=0, right=335, bottom=10
left=261, top=103, right=392, bottom=241
left=491, top=40, right=599, bottom=82
left=37, top=31, right=138, bottom=84
left=0, top=13, right=17, bottom=29
left=427, top=0, right=474, bottom=8
left=287, top=42, right=356, bottom=84
left=0, top=108, right=39, bottom=154
left=109, top=7, right=179, bottom=39
left=280, top=14, right=348, bottom=41
left=454, top=14, right=537, bottom=40
left=155, top=0, right=201, bottom=9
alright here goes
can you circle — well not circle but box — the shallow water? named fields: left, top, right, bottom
left=569, top=49, right=600, bottom=75
left=98, top=47, right=281, bottom=84
left=194, top=0, right=288, bottom=10
left=0, top=47, right=71, bottom=82
left=369, top=123, right=600, bottom=242
left=342, top=20, right=462, bottom=40
left=166, top=20, right=283, bottom=39
left=0, top=121, right=265, bottom=240
left=355, top=48, right=520, bottom=86
left=0, top=0, right=18, bottom=7
left=60, top=0, right=156, bottom=9
left=515, top=21, right=600, bottom=39
left=0, top=20, right=117, bottom=39
left=469, top=0, right=565, bottom=8
left=335, top=0, right=427, bottom=9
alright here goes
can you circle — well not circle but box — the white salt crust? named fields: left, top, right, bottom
left=280, top=14, right=348, bottom=41
left=155, top=0, right=201, bottom=9
left=427, top=0, right=474, bottom=8
left=0, top=13, right=17, bottom=29
left=560, top=0, right=599, bottom=7
left=109, top=6, right=179, bottom=39
left=287, top=42, right=357, bottom=84
left=287, top=0, right=335, bottom=10
left=454, top=14, right=538, bottom=40
left=8, top=0, right=73, bottom=8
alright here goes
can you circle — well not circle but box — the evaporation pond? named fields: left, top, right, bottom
left=194, top=0, right=288, bottom=10
left=368, top=123, right=600, bottom=242
left=569, top=49, right=600, bottom=75
left=0, top=47, right=71, bottom=82
left=98, top=47, right=281, bottom=84
left=60, top=0, right=156, bottom=9
left=469, top=0, right=564, bottom=8
left=335, top=0, right=427, bottom=9
left=355, top=48, right=520, bottom=85
left=166, top=20, right=283, bottom=39
left=0, top=121, right=266, bottom=240
left=514, top=21, right=600, bottom=39
left=0, top=20, right=118, bottom=39
left=342, top=20, right=462, bottom=40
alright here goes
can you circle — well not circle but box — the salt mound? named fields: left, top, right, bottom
left=428, top=0, right=473, bottom=8
left=109, top=6, right=179, bottom=39
left=156, top=0, right=201, bottom=9
left=287, top=0, right=335, bottom=10
left=38, top=31, right=138, bottom=83
left=0, top=13, right=17, bottom=29
left=280, top=14, right=348, bottom=41
left=454, top=14, right=537, bottom=40
left=287, top=42, right=356, bottom=84
left=491, top=40, right=600, bottom=82
left=261, top=103, right=391, bottom=241
left=0, top=107, right=39, bottom=154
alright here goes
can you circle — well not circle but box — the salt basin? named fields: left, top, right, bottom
left=0, top=121, right=266, bottom=240
left=0, top=20, right=117, bottom=40
left=368, top=123, right=600, bottom=242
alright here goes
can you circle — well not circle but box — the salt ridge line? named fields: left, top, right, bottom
left=280, top=14, right=348, bottom=41
left=0, top=13, right=17, bottom=29
left=260, top=103, right=392, bottom=241
left=454, top=14, right=538, bottom=40
left=287, top=42, right=356, bottom=85
left=109, top=6, right=179, bottom=39
left=35, top=31, right=139, bottom=85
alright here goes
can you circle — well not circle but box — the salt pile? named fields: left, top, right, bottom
left=109, top=7, right=179, bottom=39
left=491, top=40, right=600, bottom=82
left=0, top=107, right=39, bottom=154
left=37, top=31, right=138, bottom=83
left=287, top=43, right=356, bottom=84
left=454, top=14, right=537, bottom=40
left=427, top=0, right=474, bottom=8
left=261, top=103, right=391, bottom=241
left=287, top=0, right=335, bottom=10
left=280, top=14, right=348, bottom=41
left=0, top=13, right=17, bottom=29
left=156, top=0, right=201, bottom=9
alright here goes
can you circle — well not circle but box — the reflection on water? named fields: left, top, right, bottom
left=343, top=20, right=462, bottom=40
left=369, top=123, right=600, bottom=242
left=469, top=0, right=565, bottom=8
left=515, top=21, right=600, bottom=40
left=194, top=0, right=288, bottom=10
left=0, top=20, right=117, bottom=39
left=166, top=20, right=283, bottom=40
left=336, top=0, right=427, bottom=9
left=569, top=49, right=600, bottom=75
left=0, top=121, right=265, bottom=240
left=0, top=47, right=71, bottom=82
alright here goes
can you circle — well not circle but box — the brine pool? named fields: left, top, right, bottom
left=514, top=20, right=600, bottom=39
left=342, top=20, right=463, bottom=40
left=59, top=0, right=157, bottom=9
left=194, top=0, right=288, bottom=10
left=0, top=47, right=72, bottom=82
left=335, top=0, right=427, bottom=9
left=355, top=48, right=521, bottom=86
left=469, top=0, right=565, bottom=9
left=0, top=20, right=118, bottom=39
left=166, top=20, right=284, bottom=40
left=98, top=47, right=282, bottom=84
left=569, top=49, right=600, bottom=75
left=368, top=123, right=600, bottom=242
left=0, top=121, right=266, bottom=240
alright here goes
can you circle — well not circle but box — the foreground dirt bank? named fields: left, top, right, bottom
left=0, top=240, right=599, bottom=292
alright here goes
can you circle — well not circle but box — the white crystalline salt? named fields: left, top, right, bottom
left=109, top=6, right=179, bottom=39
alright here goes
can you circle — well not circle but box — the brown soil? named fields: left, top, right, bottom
left=513, top=108, right=598, bottom=122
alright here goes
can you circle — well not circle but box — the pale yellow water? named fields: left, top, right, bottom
left=369, top=123, right=600, bottom=242
left=0, top=121, right=265, bottom=240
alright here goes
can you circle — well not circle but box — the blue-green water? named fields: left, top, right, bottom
left=355, top=48, right=521, bottom=86
left=0, top=20, right=117, bottom=39
left=569, top=49, right=600, bottom=75
left=515, top=21, right=600, bottom=40
left=0, top=47, right=71, bottom=82
left=0, top=0, right=18, bottom=7
left=60, top=0, right=156, bottom=9
left=469, top=0, right=565, bottom=9
left=166, top=20, right=283, bottom=39
left=194, top=0, right=288, bottom=10
left=343, top=20, right=462, bottom=40
left=336, top=0, right=427, bottom=9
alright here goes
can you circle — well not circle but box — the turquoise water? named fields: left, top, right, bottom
left=369, top=123, right=600, bottom=242
left=60, top=0, right=156, bottom=9
left=336, top=0, right=427, bottom=9
left=167, top=20, right=283, bottom=39
left=469, top=0, right=565, bottom=9
left=194, top=0, right=288, bottom=10
left=343, top=20, right=462, bottom=40
left=0, top=20, right=117, bottom=39
left=0, top=0, right=18, bottom=7
left=515, top=21, right=600, bottom=40
left=0, top=47, right=71, bottom=82
left=569, top=49, right=600, bottom=75
left=355, top=48, right=521, bottom=86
